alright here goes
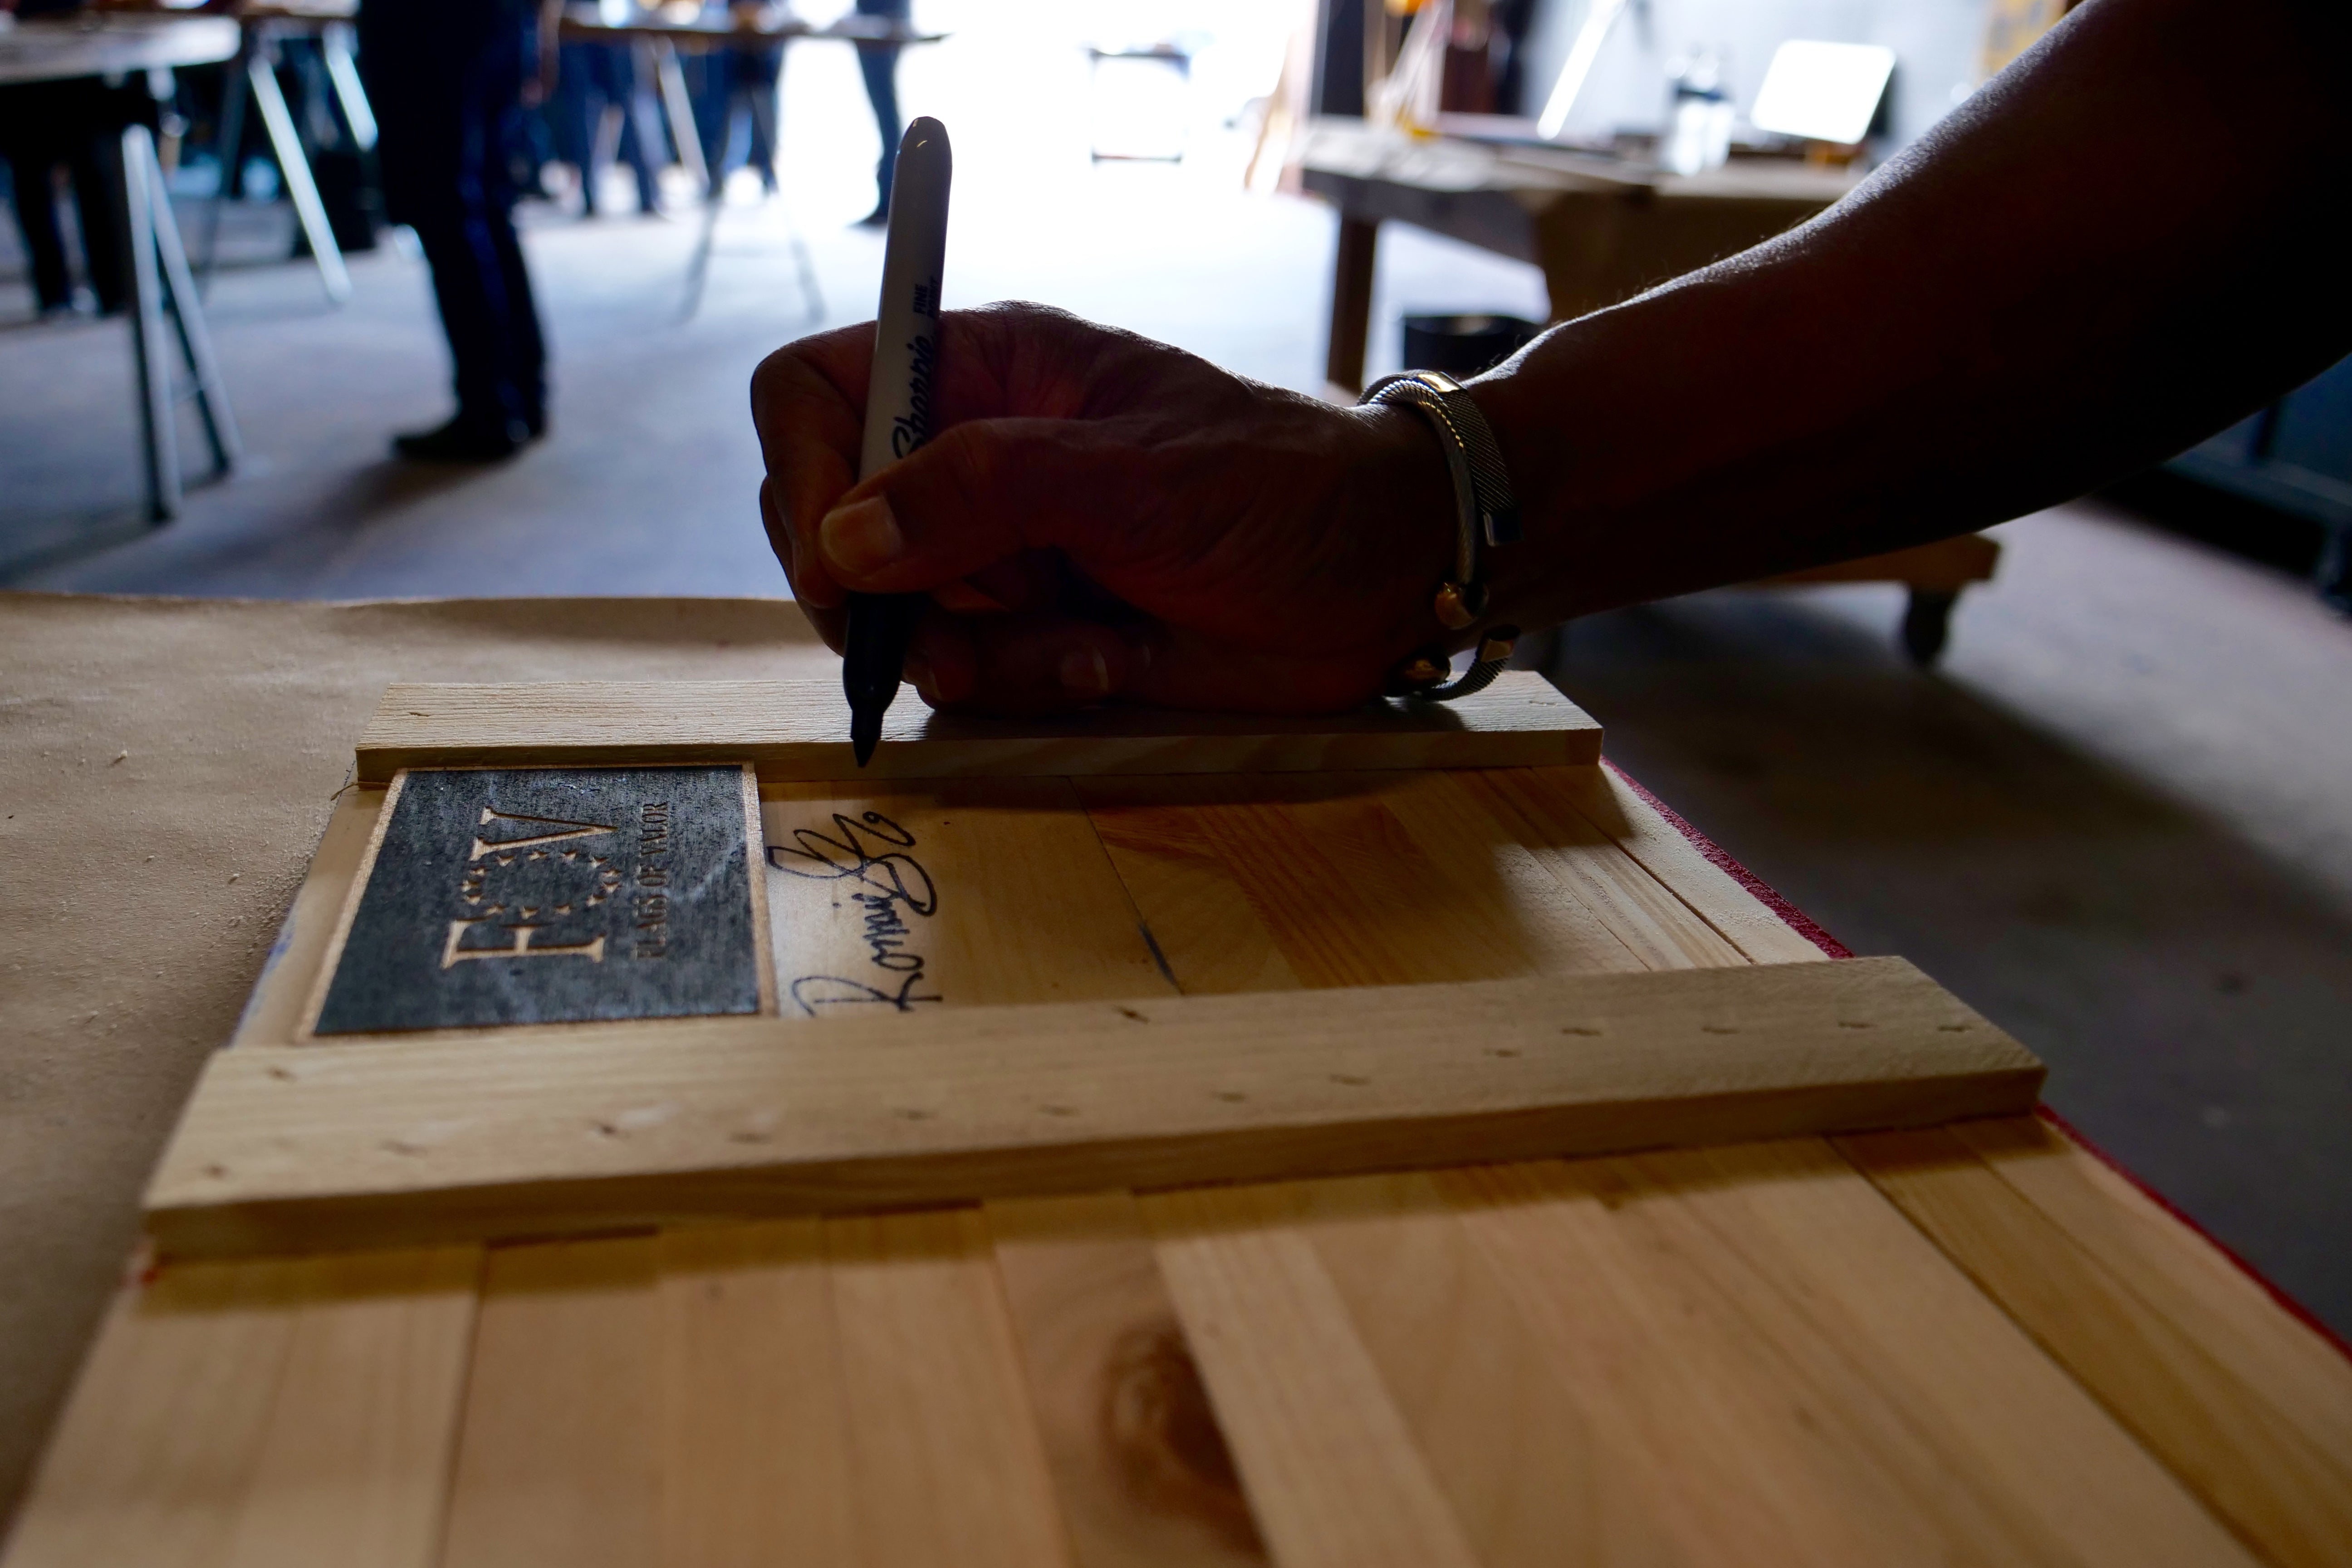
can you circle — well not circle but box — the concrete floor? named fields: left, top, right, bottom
left=3, top=36, right=2347, bottom=1333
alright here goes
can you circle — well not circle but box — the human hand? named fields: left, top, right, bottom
left=750, top=303, right=1455, bottom=714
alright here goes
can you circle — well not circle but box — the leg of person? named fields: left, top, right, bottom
left=365, top=0, right=544, bottom=459
left=4, top=152, right=76, bottom=311
left=67, top=134, right=130, bottom=315
left=852, top=0, right=907, bottom=226
left=611, top=44, right=665, bottom=213
left=554, top=41, right=601, bottom=212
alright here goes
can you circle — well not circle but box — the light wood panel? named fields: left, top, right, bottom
left=147, top=958, right=2044, bottom=1256
left=216, top=1248, right=480, bottom=1568
left=353, top=675, right=1601, bottom=784
left=988, top=1192, right=1269, bottom=1568
left=3, top=1261, right=306, bottom=1568
left=1843, top=1119, right=2352, bottom=1568
left=1442, top=1145, right=2262, bottom=1567
left=4, top=1250, right=477, bottom=1568
left=1075, top=784, right=1304, bottom=997
left=658, top=1221, right=857, bottom=1568
left=1291, top=1172, right=1661, bottom=1568
left=1143, top=1185, right=1484, bottom=1568
left=1547, top=764, right=1833, bottom=965
left=761, top=778, right=1173, bottom=1015
left=232, top=785, right=387, bottom=1046
left=438, top=1237, right=660, bottom=1568
left=825, top=1206, right=1076, bottom=1568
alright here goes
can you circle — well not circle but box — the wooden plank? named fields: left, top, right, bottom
left=1291, top=1172, right=1652, bottom=1568
left=824, top=1206, right=1075, bottom=1568
left=1547, top=764, right=1834, bottom=965
left=1075, top=783, right=1304, bottom=997
left=762, top=778, right=1173, bottom=1016
left=438, top=1237, right=660, bottom=1568
left=145, top=957, right=2046, bottom=1256
left=987, top=1192, right=1269, bottom=1567
left=351, top=674, right=1601, bottom=784
left=4, top=1248, right=477, bottom=1568
left=1081, top=773, right=1650, bottom=988
left=1443, top=1144, right=2261, bottom=1567
left=1842, top=1120, right=2352, bottom=1568
left=658, top=1220, right=857, bottom=1568
left=1142, top=1184, right=1484, bottom=1568
left=216, top=1247, right=480, bottom=1568
left=3, top=1261, right=305, bottom=1568
left=1459, top=768, right=1750, bottom=970
left=232, top=785, right=386, bottom=1046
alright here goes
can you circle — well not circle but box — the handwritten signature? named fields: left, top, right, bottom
left=768, top=811, right=942, bottom=1016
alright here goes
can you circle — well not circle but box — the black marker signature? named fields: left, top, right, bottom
left=768, top=811, right=942, bottom=1016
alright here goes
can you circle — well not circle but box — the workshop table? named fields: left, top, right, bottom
left=2, top=590, right=2347, bottom=1566
left=0, top=15, right=241, bottom=520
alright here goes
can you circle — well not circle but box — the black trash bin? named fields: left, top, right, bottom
left=1401, top=313, right=1541, bottom=377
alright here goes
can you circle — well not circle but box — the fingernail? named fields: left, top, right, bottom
left=819, top=495, right=903, bottom=577
left=1060, top=644, right=1111, bottom=696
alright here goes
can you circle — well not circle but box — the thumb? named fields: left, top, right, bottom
left=814, top=417, right=1131, bottom=594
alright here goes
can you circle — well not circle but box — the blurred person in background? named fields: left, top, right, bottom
left=554, top=35, right=664, bottom=216
left=0, top=0, right=159, bottom=318
left=851, top=0, right=907, bottom=225
left=359, top=0, right=552, bottom=460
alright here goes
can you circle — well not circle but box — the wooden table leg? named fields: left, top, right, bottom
left=1324, top=214, right=1378, bottom=397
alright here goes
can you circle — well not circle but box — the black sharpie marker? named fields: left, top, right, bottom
left=843, top=118, right=951, bottom=766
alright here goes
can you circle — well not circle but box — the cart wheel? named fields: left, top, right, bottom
left=1901, top=589, right=1959, bottom=667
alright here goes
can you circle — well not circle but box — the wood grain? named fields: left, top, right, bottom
left=4, top=1250, right=477, bottom=1568
left=1142, top=1184, right=1484, bottom=1568
left=3, top=1261, right=307, bottom=1568
left=761, top=778, right=1173, bottom=1015
left=1546, top=764, right=1833, bottom=965
left=988, top=1191, right=1269, bottom=1568
left=1075, top=784, right=1304, bottom=997
left=232, top=784, right=387, bottom=1046
left=1843, top=1119, right=2352, bottom=1568
left=658, top=1220, right=856, bottom=1568
left=438, top=1236, right=660, bottom=1568
left=217, top=1248, right=480, bottom=1568
left=353, top=674, right=1601, bottom=784
left=146, top=958, right=2045, bottom=1256
left=1443, top=1144, right=2261, bottom=1567
left=1289, top=1172, right=1647, bottom=1568
left=825, top=1206, right=1076, bottom=1568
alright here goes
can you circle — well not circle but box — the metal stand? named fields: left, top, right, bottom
left=197, top=22, right=353, bottom=303
left=119, top=124, right=240, bottom=522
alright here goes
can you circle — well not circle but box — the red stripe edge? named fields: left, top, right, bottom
left=1602, top=760, right=2348, bottom=1361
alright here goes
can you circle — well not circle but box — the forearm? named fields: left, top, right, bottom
left=1472, top=0, right=2352, bottom=625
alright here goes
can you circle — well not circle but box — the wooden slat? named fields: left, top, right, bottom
left=3, top=1262, right=306, bottom=1568
left=1290, top=1172, right=1652, bottom=1568
left=232, top=785, right=387, bottom=1046
left=1842, top=1119, right=2352, bottom=1568
left=1461, top=768, right=1750, bottom=970
left=761, top=779, right=1173, bottom=1015
left=438, top=1237, right=660, bottom=1568
left=658, top=1221, right=857, bottom=1568
left=1548, top=764, right=1833, bottom=965
left=987, top=1192, right=1269, bottom=1567
left=825, top=1207, right=1075, bottom=1568
left=215, top=1248, right=480, bottom=1568
left=1443, top=1144, right=2262, bottom=1567
left=1076, top=784, right=1305, bottom=997
left=145, top=958, right=2044, bottom=1256
left=4, top=1250, right=477, bottom=1568
left=1142, top=1184, right=1484, bottom=1568
left=352, top=675, right=1601, bottom=784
